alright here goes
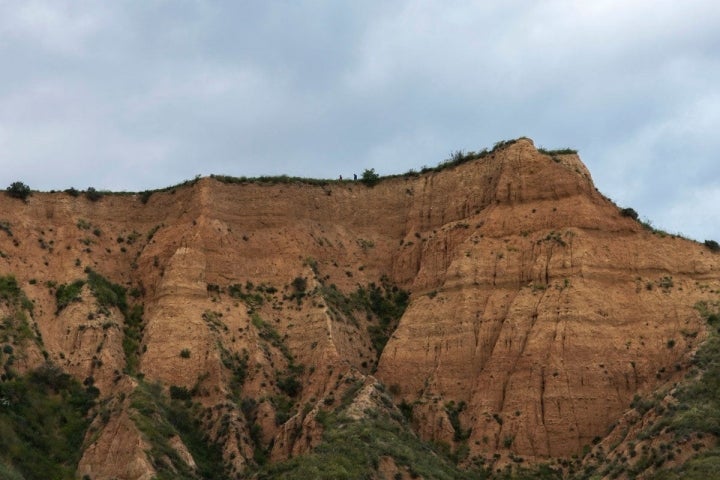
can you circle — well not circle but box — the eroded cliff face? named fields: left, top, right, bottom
left=1, top=138, right=718, bottom=478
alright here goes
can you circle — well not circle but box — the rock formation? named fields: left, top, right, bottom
left=1, top=138, right=718, bottom=479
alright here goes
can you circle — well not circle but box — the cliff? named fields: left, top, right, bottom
left=1, top=138, right=718, bottom=479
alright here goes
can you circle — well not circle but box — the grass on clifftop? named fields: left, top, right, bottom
left=18, top=137, right=575, bottom=197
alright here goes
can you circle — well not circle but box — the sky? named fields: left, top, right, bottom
left=1, top=1, right=719, bottom=241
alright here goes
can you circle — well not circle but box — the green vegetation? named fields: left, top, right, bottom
left=662, top=302, right=720, bottom=437
left=129, top=382, right=225, bottom=480
left=85, top=268, right=128, bottom=313
left=63, top=187, right=80, bottom=197
left=52, top=269, right=144, bottom=375
left=76, top=219, right=91, bottom=230
left=54, top=280, right=85, bottom=314
left=1, top=276, right=38, bottom=379
left=5, top=182, right=31, bottom=201
left=169, top=385, right=192, bottom=400
left=360, top=168, right=380, bottom=187
left=537, top=147, right=578, bottom=156
left=360, top=279, right=408, bottom=353
left=0, top=364, right=97, bottom=480
left=227, top=283, right=265, bottom=309
left=249, top=312, right=303, bottom=406
left=251, top=313, right=292, bottom=362
left=252, top=387, right=565, bottom=480
left=84, top=187, right=103, bottom=202
left=140, top=190, right=153, bottom=204
left=219, top=346, right=248, bottom=399
left=620, top=207, right=640, bottom=220
left=446, top=400, right=471, bottom=441
left=414, top=139, right=529, bottom=176
left=289, top=276, right=308, bottom=304
left=610, top=301, right=720, bottom=479
left=85, top=270, right=145, bottom=375
left=650, top=450, right=720, bottom=480
left=0, top=221, right=12, bottom=237
left=320, top=276, right=410, bottom=360
left=55, top=269, right=128, bottom=316
left=0, top=276, right=30, bottom=309
left=253, top=408, right=475, bottom=480
left=209, top=138, right=530, bottom=188
left=211, top=174, right=332, bottom=187
left=122, top=304, right=144, bottom=375
left=704, top=240, right=720, bottom=252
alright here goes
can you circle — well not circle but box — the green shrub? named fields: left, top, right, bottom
left=277, top=374, right=301, bottom=397
left=360, top=168, right=380, bottom=187
left=55, top=280, right=85, bottom=313
left=320, top=277, right=409, bottom=361
left=253, top=408, right=476, bottom=479
left=0, top=221, right=12, bottom=237
left=169, top=385, right=192, bottom=400
left=84, top=187, right=102, bottom=202
left=6, top=182, right=30, bottom=201
left=620, top=208, right=639, bottom=220
left=291, top=276, right=307, bottom=293
left=180, top=349, right=191, bottom=359
left=704, top=240, right=720, bottom=252
left=0, top=275, right=23, bottom=304
left=85, top=268, right=127, bottom=313
left=130, top=382, right=225, bottom=479
left=445, top=401, right=470, bottom=441
left=123, top=304, right=144, bottom=375
left=0, top=364, right=97, bottom=479
left=538, top=147, right=578, bottom=155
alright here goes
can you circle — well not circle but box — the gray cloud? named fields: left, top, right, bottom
left=1, top=0, right=719, bottom=240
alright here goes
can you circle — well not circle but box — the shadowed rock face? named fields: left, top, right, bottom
left=1, top=138, right=718, bottom=478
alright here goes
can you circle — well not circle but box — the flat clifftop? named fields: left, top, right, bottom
left=1, top=138, right=719, bottom=479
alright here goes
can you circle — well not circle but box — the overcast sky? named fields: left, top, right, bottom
left=1, top=1, right=719, bottom=241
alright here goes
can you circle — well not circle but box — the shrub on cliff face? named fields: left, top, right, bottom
left=620, top=207, right=639, bottom=220
left=54, top=280, right=85, bottom=314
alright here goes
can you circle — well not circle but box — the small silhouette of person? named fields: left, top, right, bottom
left=339, top=175, right=343, bottom=180
left=353, top=173, right=357, bottom=181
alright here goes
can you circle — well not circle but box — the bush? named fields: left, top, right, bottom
left=180, top=349, right=191, bottom=359
left=0, top=365, right=97, bottom=479
left=85, top=187, right=102, bottom=202
left=6, top=182, right=31, bottom=201
left=277, top=374, right=302, bottom=397
left=620, top=207, right=639, bottom=220
left=291, top=276, right=307, bottom=293
left=361, top=168, right=380, bottom=187
left=55, top=280, right=85, bottom=314
left=704, top=240, right=720, bottom=252
left=169, top=385, right=192, bottom=400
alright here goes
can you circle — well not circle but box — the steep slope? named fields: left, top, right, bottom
left=375, top=139, right=719, bottom=466
left=0, top=138, right=718, bottom=479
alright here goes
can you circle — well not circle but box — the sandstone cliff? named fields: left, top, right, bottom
left=1, top=138, right=718, bottom=479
